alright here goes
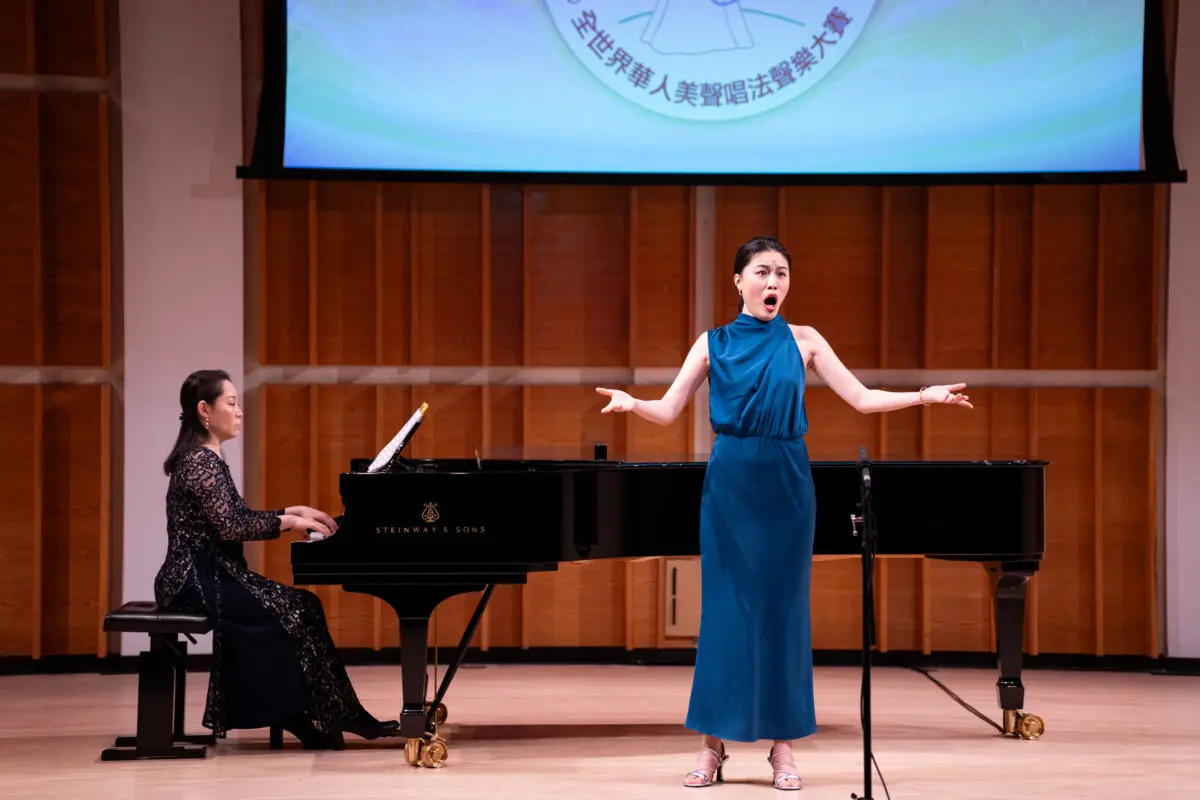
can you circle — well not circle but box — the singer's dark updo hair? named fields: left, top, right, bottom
left=734, top=236, right=792, bottom=311
left=163, top=369, right=230, bottom=475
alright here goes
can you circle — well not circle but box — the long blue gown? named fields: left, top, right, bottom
left=684, top=311, right=818, bottom=743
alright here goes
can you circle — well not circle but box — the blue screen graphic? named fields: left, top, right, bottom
left=282, top=0, right=1146, bottom=175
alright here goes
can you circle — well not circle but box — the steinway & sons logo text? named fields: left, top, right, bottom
left=375, top=502, right=487, bottom=535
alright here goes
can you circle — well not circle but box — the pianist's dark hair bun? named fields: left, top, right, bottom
left=734, top=236, right=791, bottom=312
left=163, top=369, right=232, bottom=475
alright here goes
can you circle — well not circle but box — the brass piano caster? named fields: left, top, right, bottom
left=424, top=701, right=448, bottom=726
left=1003, top=709, right=1045, bottom=740
left=404, top=733, right=449, bottom=768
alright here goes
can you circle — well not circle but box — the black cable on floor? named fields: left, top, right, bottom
left=909, top=666, right=1004, bottom=733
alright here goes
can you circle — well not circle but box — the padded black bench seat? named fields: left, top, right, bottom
left=101, top=601, right=216, bottom=761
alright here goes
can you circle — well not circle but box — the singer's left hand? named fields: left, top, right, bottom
left=924, top=384, right=972, bottom=408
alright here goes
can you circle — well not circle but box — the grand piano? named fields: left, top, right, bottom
left=291, top=443, right=1047, bottom=767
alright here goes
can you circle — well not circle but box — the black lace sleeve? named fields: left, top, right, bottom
left=180, top=449, right=282, bottom=542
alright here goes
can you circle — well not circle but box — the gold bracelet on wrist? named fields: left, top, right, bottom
left=919, top=387, right=931, bottom=405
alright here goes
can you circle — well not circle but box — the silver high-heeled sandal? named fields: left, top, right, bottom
left=684, top=744, right=728, bottom=788
left=768, top=745, right=802, bottom=790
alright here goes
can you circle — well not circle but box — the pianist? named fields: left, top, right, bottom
left=597, top=237, right=971, bottom=790
left=153, top=369, right=399, bottom=749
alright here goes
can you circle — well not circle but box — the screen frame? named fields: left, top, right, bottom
left=237, top=0, right=1186, bottom=186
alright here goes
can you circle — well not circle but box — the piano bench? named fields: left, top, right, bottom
left=100, top=602, right=216, bottom=761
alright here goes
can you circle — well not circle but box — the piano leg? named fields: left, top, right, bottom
left=990, top=563, right=1044, bottom=740
left=347, top=582, right=496, bottom=766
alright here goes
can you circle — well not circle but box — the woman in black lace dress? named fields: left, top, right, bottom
left=154, top=369, right=399, bottom=749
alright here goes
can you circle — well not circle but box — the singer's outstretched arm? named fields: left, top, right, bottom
left=794, top=325, right=972, bottom=412
left=597, top=333, right=709, bottom=425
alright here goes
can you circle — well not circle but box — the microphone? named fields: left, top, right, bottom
left=857, top=445, right=872, bottom=490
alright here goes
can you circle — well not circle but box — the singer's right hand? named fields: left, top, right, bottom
left=596, top=387, right=635, bottom=413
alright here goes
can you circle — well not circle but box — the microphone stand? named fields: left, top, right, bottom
left=851, top=446, right=877, bottom=800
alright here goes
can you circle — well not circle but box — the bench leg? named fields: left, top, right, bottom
left=102, top=634, right=210, bottom=760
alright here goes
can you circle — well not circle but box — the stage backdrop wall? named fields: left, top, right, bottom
left=244, top=177, right=1163, bottom=658
left=0, top=0, right=1188, bottom=663
left=0, top=0, right=118, bottom=660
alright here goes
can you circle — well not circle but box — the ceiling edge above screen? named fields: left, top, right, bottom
left=236, top=0, right=1185, bottom=187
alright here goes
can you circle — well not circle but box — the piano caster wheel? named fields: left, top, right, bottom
left=405, top=734, right=449, bottom=768
left=425, top=702, right=447, bottom=726
left=1004, top=709, right=1045, bottom=740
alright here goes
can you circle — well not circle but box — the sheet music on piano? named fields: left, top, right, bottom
left=367, top=402, right=428, bottom=473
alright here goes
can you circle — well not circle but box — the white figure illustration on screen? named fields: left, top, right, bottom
left=641, top=0, right=755, bottom=55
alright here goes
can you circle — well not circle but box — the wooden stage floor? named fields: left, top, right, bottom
left=1, top=663, right=1197, bottom=799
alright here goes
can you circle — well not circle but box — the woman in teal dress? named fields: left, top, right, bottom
left=597, top=236, right=972, bottom=790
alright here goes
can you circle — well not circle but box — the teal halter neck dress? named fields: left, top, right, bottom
left=684, top=311, right=818, bottom=742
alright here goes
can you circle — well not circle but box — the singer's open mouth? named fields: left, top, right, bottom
left=764, top=294, right=778, bottom=310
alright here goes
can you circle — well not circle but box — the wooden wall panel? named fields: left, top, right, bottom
left=0, top=0, right=34, bottom=74
left=994, top=187, right=1034, bottom=369
left=39, top=94, right=109, bottom=367
left=882, top=186, right=925, bottom=369
left=632, top=186, right=692, bottom=367
left=0, top=92, right=39, bottom=365
left=32, top=0, right=108, bottom=77
left=250, top=176, right=1163, bottom=659
left=412, top=184, right=483, bottom=366
left=314, top=183, right=376, bottom=365
left=783, top=187, right=882, bottom=367
left=1036, top=389, right=1098, bottom=653
left=1034, top=187, right=1099, bottom=369
left=0, top=386, right=39, bottom=656
left=925, top=187, right=993, bottom=369
left=261, top=182, right=311, bottom=364
left=527, top=186, right=629, bottom=367
left=488, top=186, right=525, bottom=367
left=41, top=385, right=107, bottom=656
left=1099, top=185, right=1156, bottom=370
left=0, top=5, right=116, bottom=658
left=379, top=185, right=414, bottom=364
left=1099, top=388, right=1155, bottom=656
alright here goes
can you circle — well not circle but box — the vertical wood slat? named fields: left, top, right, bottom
left=876, top=187, right=891, bottom=653
left=307, top=181, right=318, bottom=365
left=1027, top=188, right=1041, bottom=656
left=1094, top=188, right=1107, bottom=655
left=32, top=384, right=43, bottom=659
left=93, top=0, right=107, bottom=76
left=987, top=187, right=1002, bottom=642
left=480, top=184, right=493, bottom=651
left=97, top=103, right=110, bottom=368
left=1149, top=184, right=1164, bottom=658
left=371, top=184, right=385, bottom=649
left=32, top=92, right=44, bottom=367
left=919, top=188, right=932, bottom=655
left=372, top=386, right=384, bottom=651
left=25, top=0, right=36, bottom=73
left=96, top=384, right=110, bottom=656
left=685, top=186, right=697, bottom=458
left=520, top=186, right=531, bottom=650
left=625, top=187, right=639, bottom=650
left=256, top=187, right=268, bottom=365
